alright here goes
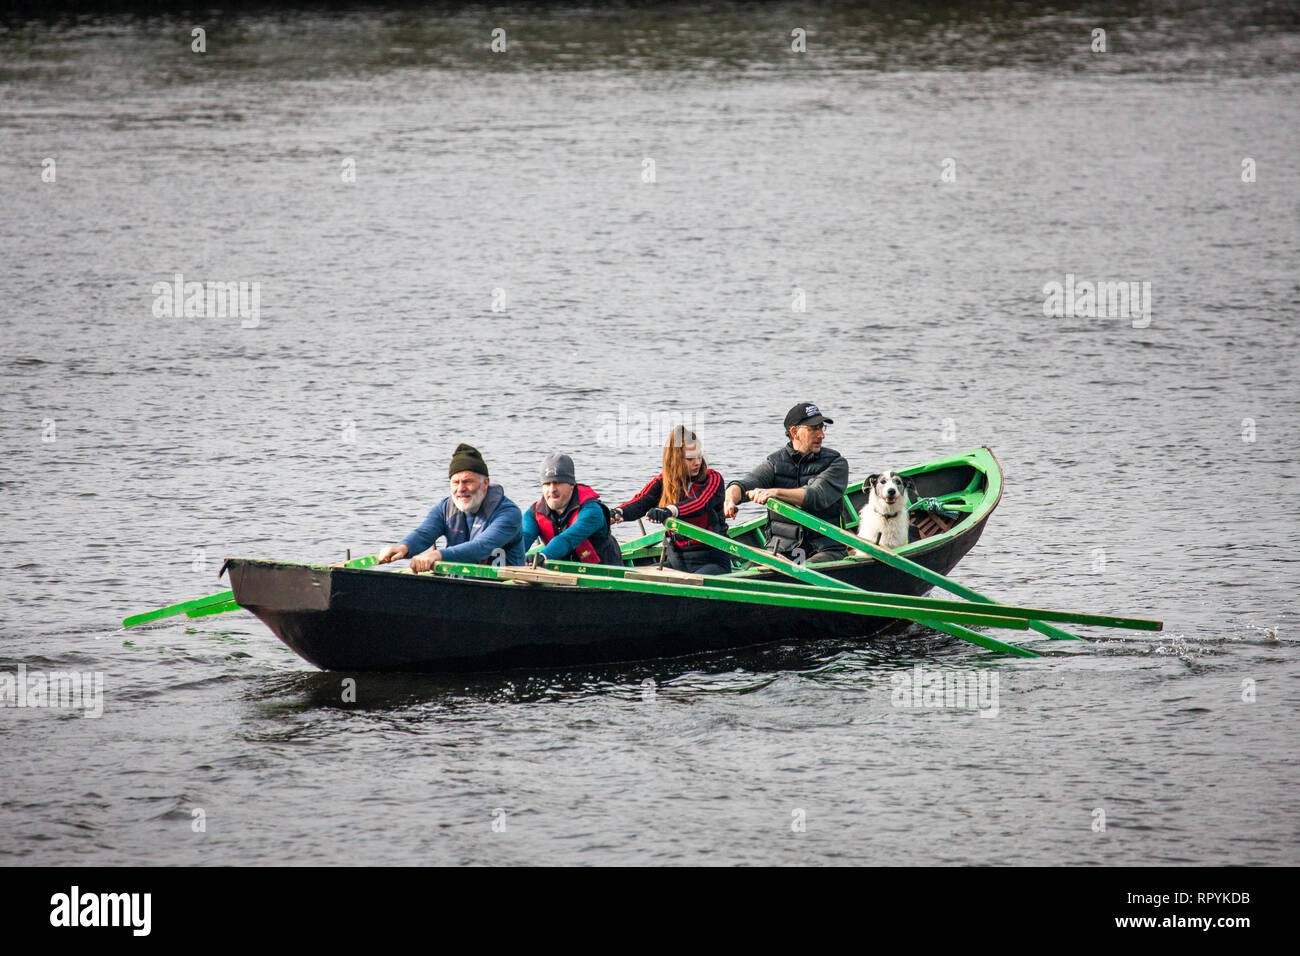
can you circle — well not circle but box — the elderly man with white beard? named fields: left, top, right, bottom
left=376, top=443, right=525, bottom=572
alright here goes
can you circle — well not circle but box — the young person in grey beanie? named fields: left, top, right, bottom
left=519, top=452, right=623, bottom=567
left=376, top=443, right=525, bottom=572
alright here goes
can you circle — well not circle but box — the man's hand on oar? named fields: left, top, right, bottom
left=376, top=544, right=409, bottom=564
left=408, top=549, right=441, bottom=573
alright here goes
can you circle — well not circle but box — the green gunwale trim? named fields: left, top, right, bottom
left=840, top=498, right=860, bottom=528
left=304, top=554, right=379, bottom=572
left=893, top=446, right=1001, bottom=562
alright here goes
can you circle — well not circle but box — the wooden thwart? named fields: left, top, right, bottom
left=625, top=566, right=704, bottom=585
left=494, top=567, right=583, bottom=586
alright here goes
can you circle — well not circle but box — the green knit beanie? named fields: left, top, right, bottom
left=448, top=443, right=489, bottom=478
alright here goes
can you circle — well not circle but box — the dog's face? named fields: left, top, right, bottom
left=865, top=472, right=912, bottom=511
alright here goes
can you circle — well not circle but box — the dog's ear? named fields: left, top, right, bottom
left=903, top=477, right=917, bottom=499
left=864, top=474, right=879, bottom=501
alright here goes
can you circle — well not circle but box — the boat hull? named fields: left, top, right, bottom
left=225, top=450, right=1000, bottom=672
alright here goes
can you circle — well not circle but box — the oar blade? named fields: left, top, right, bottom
left=185, top=599, right=241, bottom=619
left=123, top=553, right=377, bottom=629
left=123, top=590, right=235, bottom=628
left=764, top=500, right=1161, bottom=638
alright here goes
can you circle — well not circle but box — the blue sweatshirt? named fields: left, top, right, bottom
left=520, top=500, right=608, bottom=560
left=400, top=482, right=525, bottom=566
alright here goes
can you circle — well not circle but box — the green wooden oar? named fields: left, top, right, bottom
left=123, top=590, right=235, bottom=628
left=619, top=526, right=663, bottom=558
left=620, top=543, right=663, bottom=562
left=123, top=553, right=379, bottom=627
left=661, top=518, right=852, bottom=588
left=186, top=599, right=239, bottom=619
left=662, top=518, right=1040, bottom=657
left=765, top=499, right=1162, bottom=638
left=542, top=558, right=1160, bottom=629
left=426, top=562, right=1030, bottom=631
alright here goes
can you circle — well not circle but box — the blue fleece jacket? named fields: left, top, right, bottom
left=520, top=500, right=607, bottom=560
left=400, top=482, right=525, bottom=566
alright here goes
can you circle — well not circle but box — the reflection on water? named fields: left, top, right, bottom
left=240, top=621, right=1093, bottom=717
left=239, top=638, right=885, bottom=713
left=3, top=0, right=1299, bottom=93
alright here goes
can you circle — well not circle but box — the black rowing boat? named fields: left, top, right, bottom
left=223, top=447, right=1003, bottom=672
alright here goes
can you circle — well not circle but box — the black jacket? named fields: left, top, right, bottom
left=728, top=443, right=849, bottom=557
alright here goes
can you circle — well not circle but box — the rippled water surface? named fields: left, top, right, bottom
left=1, top=2, right=1298, bottom=865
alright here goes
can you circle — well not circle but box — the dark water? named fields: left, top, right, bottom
left=1, top=2, right=1297, bottom=865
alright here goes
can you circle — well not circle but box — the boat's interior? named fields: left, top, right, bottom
left=622, top=453, right=992, bottom=569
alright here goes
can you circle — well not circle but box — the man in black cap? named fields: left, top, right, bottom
left=723, top=403, right=849, bottom=563
left=376, top=443, right=525, bottom=572
left=520, top=453, right=623, bottom=567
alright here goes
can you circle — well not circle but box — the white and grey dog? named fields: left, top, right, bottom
left=856, top=472, right=915, bottom=553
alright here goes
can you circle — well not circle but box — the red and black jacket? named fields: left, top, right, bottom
left=532, top=484, right=623, bottom=565
left=619, top=468, right=727, bottom=550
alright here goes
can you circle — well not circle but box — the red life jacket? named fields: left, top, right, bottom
left=532, top=484, right=620, bottom=565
